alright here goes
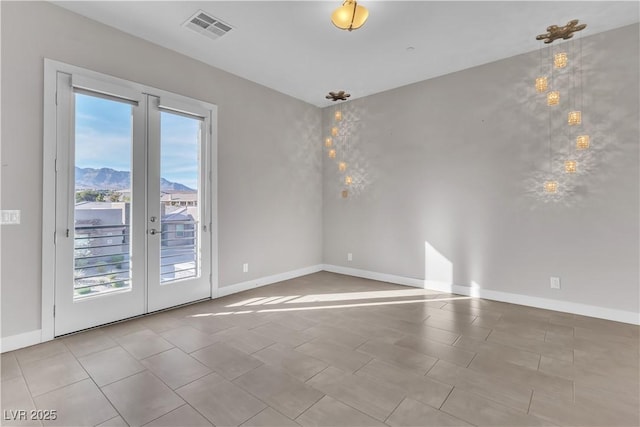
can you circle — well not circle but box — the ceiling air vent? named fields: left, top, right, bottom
left=183, top=10, right=233, bottom=40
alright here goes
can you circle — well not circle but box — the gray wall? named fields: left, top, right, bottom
left=1, top=1, right=322, bottom=338
left=323, top=24, right=639, bottom=313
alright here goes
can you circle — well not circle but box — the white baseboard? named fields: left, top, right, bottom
left=451, top=284, right=640, bottom=325
left=322, top=264, right=640, bottom=325
left=322, top=264, right=456, bottom=294
left=322, top=264, right=427, bottom=289
left=1, top=329, right=42, bottom=353
left=216, top=264, right=324, bottom=298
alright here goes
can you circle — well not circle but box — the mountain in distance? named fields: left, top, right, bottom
left=75, top=167, right=194, bottom=192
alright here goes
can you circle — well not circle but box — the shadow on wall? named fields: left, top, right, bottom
left=519, top=36, right=636, bottom=207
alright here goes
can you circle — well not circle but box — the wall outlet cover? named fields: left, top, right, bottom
left=550, top=276, right=561, bottom=289
left=1, top=210, right=20, bottom=225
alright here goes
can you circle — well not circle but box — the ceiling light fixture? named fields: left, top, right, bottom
left=534, top=19, right=588, bottom=196
left=331, top=0, right=369, bottom=32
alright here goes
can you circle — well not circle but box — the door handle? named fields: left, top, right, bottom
left=149, top=229, right=159, bottom=235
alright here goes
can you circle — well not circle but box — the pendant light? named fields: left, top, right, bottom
left=331, top=0, right=369, bottom=32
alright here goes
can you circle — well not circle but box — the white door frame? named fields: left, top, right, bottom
left=42, top=59, right=218, bottom=340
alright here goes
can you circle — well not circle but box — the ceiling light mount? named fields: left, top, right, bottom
left=331, top=0, right=369, bottom=32
left=326, top=91, right=351, bottom=102
left=536, top=19, right=586, bottom=44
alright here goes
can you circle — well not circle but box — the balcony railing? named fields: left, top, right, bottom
left=73, top=220, right=198, bottom=298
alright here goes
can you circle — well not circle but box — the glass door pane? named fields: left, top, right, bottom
left=147, top=97, right=211, bottom=312
left=73, top=93, right=133, bottom=299
left=159, top=112, right=201, bottom=284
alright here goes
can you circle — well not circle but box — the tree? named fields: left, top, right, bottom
left=108, top=192, right=121, bottom=202
left=76, top=190, right=101, bottom=202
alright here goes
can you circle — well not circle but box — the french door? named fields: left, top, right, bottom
left=52, top=68, right=215, bottom=335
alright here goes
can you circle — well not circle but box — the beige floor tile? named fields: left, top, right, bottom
left=96, top=416, right=129, bottom=426
left=1, top=376, right=40, bottom=426
left=233, top=365, right=324, bottom=419
left=386, top=397, right=473, bottom=427
left=101, top=319, right=150, bottom=338
left=394, top=335, right=476, bottom=367
left=296, top=395, right=386, bottom=427
left=489, top=322, right=547, bottom=342
left=268, top=312, right=319, bottom=332
left=573, top=347, right=639, bottom=378
left=570, top=317, right=640, bottom=340
left=14, top=341, right=69, bottom=366
left=495, top=313, right=551, bottom=332
left=252, top=343, right=327, bottom=382
left=361, top=316, right=434, bottom=337
left=102, top=371, right=184, bottom=427
left=469, top=353, right=573, bottom=399
left=6, top=273, right=637, bottom=427
left=141, top=348, right=211, bottom=389
left=425, top=308, right=477, bottom=324
left=78, top=346, right=145, bottom=387
left=357, top=339, right=438, bottom=372
left=324, top=316, right=406, bottom=343
left=441, top=388, right=547, bottom=426
left=176, top=373, right=266, bottom=426
left=487, top=329, right=573, bottom=362
left=296, top=339, right=372, bottom=372
left=406, top=324, right=460, bottom=345
left=440, top=302, right=503, bottom=321
left=250, top=322, right=315, bottom=347
left=301, top=324, right=369, bottom=349
left=241, top=407, right=300, bottom=426
left=191, top=342, right=263, bottom=380
left=159, top=326, right=217, bottom=354
left=530, top=387, right=639, bottom=427
left=371, top=304, right=434, bottom=324
left=538, top=355, right=639, bottom=397
left=210, top=326, right=276, bottom=354
left=573, top=325, right=639, bottom=345
left=422, top=316, right=492, bottom=340
left=1, top=352, right=22, bottom=381
left=545, top=329, right=638, bottom=355
left=544, top=321, right=574, bottom=337
left=21, top=351, right=88, bottom=397
left=115, top=330, right=174, bottom=360
left=179, top=315, right=237, bottom=334
left=427, top=359, right=532, bottom=412
left=142, top=404, right=213, bottom=426
left=356, top=359, right=452, bottom=409
left=574, top=385, right=640, bottom=420
left=305, top=367, right=404, bottom=421
left=138, top=313, right=188, bottom=334
left=453, top=335, right=541, bottom=370
left=62, top=329, right=118, bottom=358
left=33, top=378, right=117, bottom=426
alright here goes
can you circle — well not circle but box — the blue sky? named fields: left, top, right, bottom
left=75, top=93, right=199, bottom=190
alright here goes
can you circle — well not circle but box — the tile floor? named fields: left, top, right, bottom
left=2, top=272, right=639, bottom=426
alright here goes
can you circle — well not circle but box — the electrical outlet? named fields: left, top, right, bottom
left=1, top=210, right=20, bottom=225
left=243, top=263, right=249, bottom=273
left=347, top=253, right=353, bottom=261
left=550, top=276, right=561, bottom=289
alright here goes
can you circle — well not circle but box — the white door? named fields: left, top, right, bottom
left=52, top=68, right=214, bottom=336
left=146, top=96, right=212, bottom=312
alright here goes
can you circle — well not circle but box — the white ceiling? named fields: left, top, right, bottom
left=53, top=1, right=639, bottom=107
